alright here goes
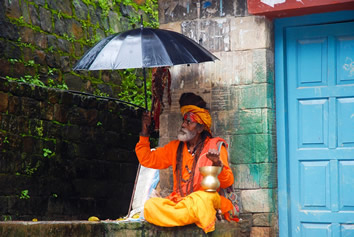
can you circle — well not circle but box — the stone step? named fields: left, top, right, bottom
left=0, top=220, right=241, bottom=237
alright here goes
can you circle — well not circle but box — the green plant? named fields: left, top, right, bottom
left=24, top=60, right=35, bottom=67
left=62, top=33, right=76, bottom=43
left=8, top=58, right=19, bottom=64
left=3, top=136, right=9, bottom=144
left=94, top=88, right=110, bottom=97
left=52, top=193, right=58, bottom=198
left=19, top=190, right=30, bottom=199
left=48, top=79, right=69, bottom=90
left=2, top=215, right=12, bottom=221
left=43, top=148, right=55, bottom=158
left=117, top=68, right=152, bottom=108
left=48, top=68, right=56, bottom=76
left=24, top=160, right=40, bottom=176
left=96, top=121, right=103, bottom=126
left=35, top=126, right=44, bottom=137
left=119, top=0, right=159, bottom=28
left=6, top=75, right=45, bottom=87
left=47, top=46, right=54, bottom=53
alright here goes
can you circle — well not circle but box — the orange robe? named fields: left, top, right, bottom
left=135, top=136, right=234, bottom=233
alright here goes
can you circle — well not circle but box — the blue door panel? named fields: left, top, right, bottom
left=300, top=161, right=330, bottom=209
left=297, top=38, right=328, bottom=87
left=339, top=161, right=354, bottom=211
left=337, top=98, right=354, bottom=147
left=298, top=99, right=328, bottom=147
left=285, top=20, right=354, bottom=237
left=301, top=223, right=331, bottom=237
left=337, top=36, right=354, bottom=85
left=341, top=224, right=354, bottom=237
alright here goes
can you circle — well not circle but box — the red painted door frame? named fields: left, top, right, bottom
left=248, top=0, right=354, bottom=19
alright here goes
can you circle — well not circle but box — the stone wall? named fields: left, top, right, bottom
left=0, top=77, right=144, bottom=221
left=157, top=0, right=277, bottom=236
left=0, top=0, right=155, bottom=98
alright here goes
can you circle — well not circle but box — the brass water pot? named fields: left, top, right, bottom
left=199, top=166, right=222, bottom=192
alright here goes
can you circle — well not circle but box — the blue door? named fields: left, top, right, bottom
left=276, top=12, right=354, bottom=237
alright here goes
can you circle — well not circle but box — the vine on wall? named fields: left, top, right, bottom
left=0, top=0, right=158, bottom=108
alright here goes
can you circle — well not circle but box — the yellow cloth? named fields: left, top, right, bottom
left=180, top=105, right=212, bottom=134
left=144, top=191, right=220, bottom=233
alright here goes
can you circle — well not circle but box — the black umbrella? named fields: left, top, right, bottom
left=73, top=25, right=218, bottom=109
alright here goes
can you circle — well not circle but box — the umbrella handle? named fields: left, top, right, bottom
left=143, top=68, right=148, bottom=110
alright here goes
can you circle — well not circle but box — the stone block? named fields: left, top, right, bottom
left=230, top=16, right=272, bottom=51
left=40, top=101, right=54, bottom=121
left=253, top=213, right=273, bottom=227
left=252, top=49, right=274, bottom=84
left=108, top=11, right=120, bottom=33
left=120, top=163, right=138, bottom=183
left=54, top=104, right=69, bottom=123
left=158, top=167, right=174, bottom=196
left=233, top=164, right=260, bottom=189
left=47, top=197, right=64, bottom=215
left=73, top=0, right=89, bottom=20
left=239, top=83, right=274, bottom=109
left=5, top=0, right=21, bottom=18
left=20, top=1, right=31, bottom=24
left=172, top=64, right=204, bottom=90
left=230, top=134, right=275, bottom=164
left=199, top=0, right=247, bottom=18
left=39, top=7, right=52, bottom=33
left=262, top=108, right=276, bottom=134
left=0, top=92, right=8, bottom=112
left=158, top=0, right=197, bottom=24
left=211, top=87, right=231, bottom=111
left=254, top=134, right=275, bottom=163
left=33, top=0, right=45, bottom=6
left=182, top=18, right=230, bottom=52
left=0, top=196, right=9, bottom=213
left=258, top=163, right=277, bottom=188
left=250, top=227, right=271, bottom=237
left=47, top=0, right=72, bottom=16
left=230, top=134, right=254, bottom=164
left=212, top=110, right=233, bottom=135
left=160, top=112, right=181, bottom=140
left=159, top=22, right=182, bottom=33
left=236, top=120, right=263, bottom=135
left=29, top=4, right=40, bottom=27
left=241, top=189, right=274, bottom=213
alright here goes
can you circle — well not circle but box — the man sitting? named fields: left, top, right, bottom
left=135, top=92, right=234, bottom=233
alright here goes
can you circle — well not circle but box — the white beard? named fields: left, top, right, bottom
left=177, top=128, right=197, bottom=142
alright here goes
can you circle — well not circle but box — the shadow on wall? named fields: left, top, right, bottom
left=0, top=77, right=159, bottom=221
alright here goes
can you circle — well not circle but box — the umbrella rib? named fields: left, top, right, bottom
left=157, top=30, right=201, bottom=66
left=81, top=34, right=117, bottom=70
left=148, top=29, right=173, bottom=67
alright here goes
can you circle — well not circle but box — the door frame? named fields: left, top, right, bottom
left=274, top=10, right=354, bottom=237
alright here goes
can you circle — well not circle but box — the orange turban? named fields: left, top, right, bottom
left=180, top=105, right=212, bottom=134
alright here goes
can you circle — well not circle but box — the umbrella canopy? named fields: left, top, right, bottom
left=73, top=27, right=218, bottom=70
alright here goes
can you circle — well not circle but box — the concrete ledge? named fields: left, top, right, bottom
left=0, top=220, right=241, bottom=236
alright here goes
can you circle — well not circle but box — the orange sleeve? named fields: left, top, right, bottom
left=218, top=146, right=234, bottom=189
left=135, top=136, right=178, bottom=169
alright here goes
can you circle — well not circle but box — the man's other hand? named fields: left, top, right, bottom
left=206, top=148, right=222, bottom=166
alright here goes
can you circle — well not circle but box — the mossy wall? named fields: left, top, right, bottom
left=0, top=0, right=157, bottom=99
left=0, top=77, right=143, bottom=221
